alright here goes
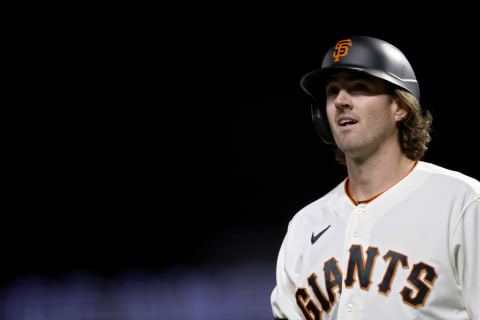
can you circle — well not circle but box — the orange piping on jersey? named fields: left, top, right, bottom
left=344, top=180, right=359, bottom=206
left=345, top=161, right=418, bottom=206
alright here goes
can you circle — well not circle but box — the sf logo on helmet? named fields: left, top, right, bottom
left=333, top=39, right=352, bottom=62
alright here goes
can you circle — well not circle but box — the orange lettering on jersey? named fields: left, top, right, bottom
left=333, top=39, right=352, bottom=62
left=308, top=273, right=331, bottom=313
left=323, top=257, right=343, bottom=306
left=378, top=250, right=409, bottom=296
left=344, top=245, right=379, bottom=290
left=296, top=288, right=322, bottom=320
left=401, top=262, right=438, bottom=308
left=296, top=248, right=439, bottom=317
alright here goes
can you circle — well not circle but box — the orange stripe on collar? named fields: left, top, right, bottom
left=344, top=161, right=418, bottom=206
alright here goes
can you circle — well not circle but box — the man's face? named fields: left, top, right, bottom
left=325, top=70, right=404, bottom=161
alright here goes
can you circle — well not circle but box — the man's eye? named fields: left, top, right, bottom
left=352, top=83, right=369, bottom=92
left=326, top=86, right=339, bottom=96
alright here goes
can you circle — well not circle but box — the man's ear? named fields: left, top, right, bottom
left=393, top=97, right=409, bottom=122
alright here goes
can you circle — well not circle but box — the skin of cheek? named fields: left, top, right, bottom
left=327, top=95, right=398, bottom=157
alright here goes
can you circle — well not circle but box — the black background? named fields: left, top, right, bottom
left=2, top=9, right=479, bottom=289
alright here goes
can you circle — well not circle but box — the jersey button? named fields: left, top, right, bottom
left=356, top=208, right=365, bottom=215
left=347, top=303, right=353, bottom=312
left=353, top=231, right=360, bottom=238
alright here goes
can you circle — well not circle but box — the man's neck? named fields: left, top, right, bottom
left=345, top=144, right=415, bottom=202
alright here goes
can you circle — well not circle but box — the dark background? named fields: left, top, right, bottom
left=3, top=10, right=479, bottom=291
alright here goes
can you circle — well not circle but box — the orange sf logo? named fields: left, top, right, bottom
left=333, top=39, right=352, bottom=62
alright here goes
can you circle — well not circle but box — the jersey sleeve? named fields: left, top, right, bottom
left=271, top=222, right=303, bottom=320
left=451, top=196, right=480, bottom=320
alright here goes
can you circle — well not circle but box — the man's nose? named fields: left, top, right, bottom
left=334, top=89, right=352, bottom=110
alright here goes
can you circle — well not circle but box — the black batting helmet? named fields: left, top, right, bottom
left=300, top=36, right=420, bottom=144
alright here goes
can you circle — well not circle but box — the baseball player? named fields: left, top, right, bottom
left=271, top=36, right=479, bottom=320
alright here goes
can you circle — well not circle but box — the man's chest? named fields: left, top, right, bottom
left=291, top=203, right=459, bottom=319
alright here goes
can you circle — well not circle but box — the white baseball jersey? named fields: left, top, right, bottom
left=271, top=161, right=480, bottom=320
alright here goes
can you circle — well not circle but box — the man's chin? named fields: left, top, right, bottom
left=336, top=143, right=370, bottom=162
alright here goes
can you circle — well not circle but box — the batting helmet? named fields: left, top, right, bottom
left=300, top=36, right=420, bottom=144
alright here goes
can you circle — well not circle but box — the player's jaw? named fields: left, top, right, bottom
left=327, top=97, right=399, bottom=161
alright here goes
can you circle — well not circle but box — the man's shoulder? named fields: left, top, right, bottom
left=417, top=161, right=480, bottom=195
left=288, top=179, right=347, bottom=226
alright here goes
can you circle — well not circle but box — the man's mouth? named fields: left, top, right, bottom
left=337, top=117, right=358, bottom=127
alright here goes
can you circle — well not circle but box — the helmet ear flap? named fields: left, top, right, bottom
left=311, top=99, right=334, bottom=144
